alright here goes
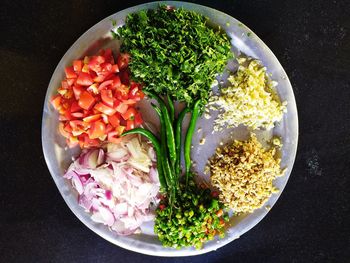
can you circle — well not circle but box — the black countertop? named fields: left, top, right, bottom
left=1, top=0, right=349, bottom=262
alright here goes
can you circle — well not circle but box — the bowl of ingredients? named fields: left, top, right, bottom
left=42, top=1, right=298, bottom=256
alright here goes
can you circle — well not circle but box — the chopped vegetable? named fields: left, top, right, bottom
left=154, top=178, right=229, bottom=249
left=210, top=58, right=287, bottom=130
left=64, top=135, right=160, bottom=235
left=209, top=134, right=285, bottom=214
left=115, top=5, right=232, bottom=106
left=50, top=49, right=145, bottom=148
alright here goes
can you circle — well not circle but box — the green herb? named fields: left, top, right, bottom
left=116, top=5, right=232, bottom=106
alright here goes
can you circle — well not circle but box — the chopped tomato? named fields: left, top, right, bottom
left=126, top=120, right=135, bottom=131
left=117, top=53, right=130, bottom=70
left=77, top=72, right=93, bottom=86
left=134, top=113, right=143, bottom=126
left=89, top=121, right=105, bottom=139
left=112, top=76, right=121, bottom=89
left=70, top=101, right=82, bottom=113
left=73, top=60, right=83, bottom=72
left=59, top=123, right=71, bottom=138
left=50, top=95, right=61, bottom=110
left=87, top=83, right=99, bottom=94
left=73, top=85, right=83, bottom=100
left=121, top=107, right=137, bottom=120
left=83, top=114, right=101, bottom=123
left=107, top=131, right=122, bottom=144
left=61, top=80, right=70, bottom=89
left=101, top=62, right=112, bottom=72
left=67, top=78, right=75, bottom=86
left=115, top=84, right=129, bottom=100
left=78, top=91, right=95, bottom=110
left=99, top=80, right=114, bottom=91
left=115, top=102, right=128, bottom=114
left=129, top=85, right=145, bottom=101
left=94, top=102, right=116, bottom=116
left=101, top=89, right=114, bottom=107
left=71, top=112, right=84, bottom=118
left=108, top=113, right=121, bottom=128
left=50, top=49, right=144, bottom=148
left=111, top=64, right=119, bottom=73
left=65, top=66, right=77, bottom=79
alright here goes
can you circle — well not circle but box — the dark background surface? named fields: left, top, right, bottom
left=1, top=0, right=349, bottom=262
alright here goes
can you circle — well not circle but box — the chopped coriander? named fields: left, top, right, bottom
left=116, top=5, right=233, bottom=106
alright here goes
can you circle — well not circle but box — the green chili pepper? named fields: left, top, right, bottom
left=166, top=93, right=175, bottom=124
left=144, top=90, right=177, bottom=169
left=184, top=100, right=202, bottom=185
left=174, top=107, right=189, bottom=176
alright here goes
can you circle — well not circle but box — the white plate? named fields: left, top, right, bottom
left=42, top=1, right=298, bottom=257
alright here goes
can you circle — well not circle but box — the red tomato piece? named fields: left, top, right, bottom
left=129, top=85, right=145, bottom=101
left=115, top=84, right=129, bottom=101
left=83, top=114, right=101, bottom=123
left=77, top=72, right=93, bottom=86
left=107, top=131, right=122, bottom=144
left=134, top=113, right=143, bottom=126
left=73, top=85, right=83, bottom=100
left=78, top=134, right=100, bottom=148
left=88, top=56, right=105, bottom=72
left=115, top=102, right=128, bottom=114
left=70, top=101, right=82, bottom=113
left=61, top=80, right=70, bottom=89
left=101, top=114, right=109, bottom=124
left=111, top=64, right=119, bottom=73
left=87, top=83, right=99, bottom=94
left=69, top=120, right=86, bottom=132
left=98, top=80, right=114, bottom=91
left=50, top=95, right=62, bottom=110
left=82, top=64, right=89, bottom=73
left=101, top=62, right=112, bottom=72
left=58, top=123, right=71, bottom=138
left=108, top=113, right=121, bottom=128
left=89, top=120, right=106, bottom=139
left=105, top=124, right=113, bottom=134
left=93, top=74, right=105, bottom=83
left=94, top=102, right=117, bottom=116
left=121, top=107, right=137, bottom=120
left=122, top=99, right=136, bottom=105
left=71, top=112, right=84, bottom=118
left=73, top=60, right=83, bottom=72
left=67, top=78, right=75, bottom=86
left=78, top=91, right=95, bottom=110
left=101, top=89, right=114, bottom=107
left=65, top=66, right=77, bottom=79
left=126, top=120, right=135, bottom=131
left=117, top=53, right=130, bottom=70
left=112, top=76, right=121, bottom=89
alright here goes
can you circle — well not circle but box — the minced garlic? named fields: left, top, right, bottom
left=210, top=58, right=287, bottom=130
left=209, top=135, right=285, bottom=214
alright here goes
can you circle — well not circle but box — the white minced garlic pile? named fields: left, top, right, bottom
left=208, top=135, right=285, bottom=214
left=209, top=57, right=287, bottom=131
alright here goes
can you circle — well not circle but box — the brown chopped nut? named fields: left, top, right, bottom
left=209, top=134, right=285, bottom=214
